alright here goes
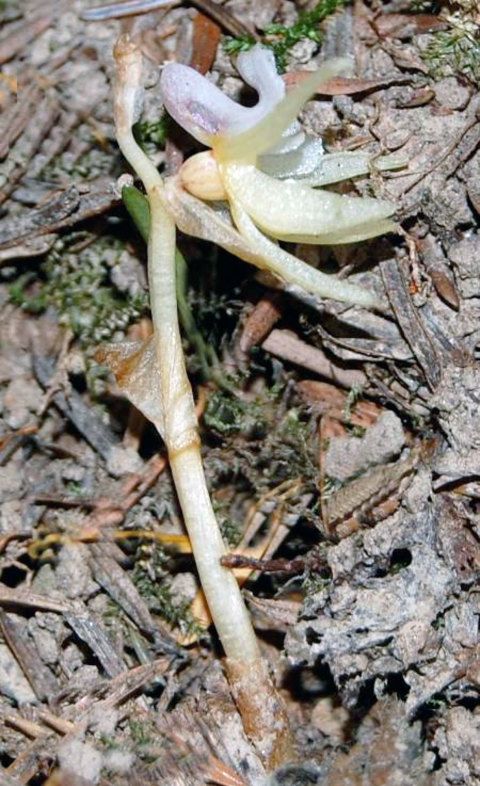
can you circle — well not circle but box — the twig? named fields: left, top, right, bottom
left=33, top=354, right=120, bottom=461
left=379, top=258, right=443, bottom=390
left=262, top=329, right=367, bottom=388
left=0, top=95, right=60, bottom=206
left=0, top=15, right=51, bottom=65
left=81, top=0, right=257, bottom=38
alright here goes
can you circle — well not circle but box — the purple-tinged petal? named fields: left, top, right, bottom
left=160, top=63, right=250, bottom=144
left=160, top=45, right=286, bottom=145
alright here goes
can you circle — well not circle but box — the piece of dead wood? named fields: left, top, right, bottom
left=153, top=675, right=266, bottom=784
left=0, top=187, right=80, bottom=248
left=313, top=309, right=413, bottom=363
left=323, top=698, right=431, bottom=786
left=322, top=446, right=421, bottom=538
left=118, top=453, right=167, bottom=513
left=372, top=13, right=447, bottom=39
left=243, top=591, right=301, bottom=633
left=34, top=454, right=167, bottom=537
left=418, top=236, right=460, bottom=311
left=81, top=0, right=257, bottom=39
left=33, top=355, right=120, bottom=461
left=27, top=109, right=87, bottom=180
left=381, top=40, right=430, bottom=74
left=89, top=544, right=157, bottom=636
left=297, top=379, right=382, bottom=429
left=0, top=611, right=60, bottom=702
left=0, top=586, right=71, bottom=614
left=398, top=87, right=435, bottom=108
left=380, top=258, right=443, bottom=390
left=0, top=180, right=120, bottom=256
left=283, top=72, right=410, bottom=95
left=3, top=713, right=47, bottom=740
left=4, top=733, right=57, bottom=784
left=0, top=235, right=57, bottom=264
left=0, top=95, right=60, bottom=206
left=0, top=423, right=38, bottom=465
left=190, top=12, right=221, bottom=74
left=239, top=293, right=283, bottom=353
left=36, top=710, right=76, bottom=736
left=63, top=610, right=126, bottom=678
left=0, top=84, right=42, bottom=161
left=262, top=329, right=367, bottom=388
left=222, top=551, right=324, bottom=576
left=0, top=768, right=24, bottom=786
left=394, top=112, right=480, bottom=195
left=0, top=15, right=51, bottom=65
left=72, top=658, right=170, bottom=715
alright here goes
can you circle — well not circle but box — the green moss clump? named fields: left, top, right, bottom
left=9, top=235, right=147, bottom=347
left=224, top=0, right=349, bottom=71
left=204, top=386, right=317, bottom=492
left=132, top=546, right=204, bottom=639
left=204, top=389, right=267, bottom=438
left=417, top=1, right=480, bottom=85
left=133, top=117, right=169, bottom=151
left=423, top=11, right=480, bottom=84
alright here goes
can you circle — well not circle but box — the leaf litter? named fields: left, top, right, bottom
left=0, top=0, right=479, bottom=783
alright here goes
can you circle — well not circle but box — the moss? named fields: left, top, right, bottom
left=224, top=0, right=350, bottom=71
left=422, top=4, right=480, bottom=85
left=128, top=718, right=156, bottom=747
left=9, top=234, right=147, bottom=347
left=132, top=546, right=204, bottom=638
left=133, top=117, right=169, bottom=151
left=204, top=389, right=267, bottom=437
left=204, top=385, right=317, bottom=494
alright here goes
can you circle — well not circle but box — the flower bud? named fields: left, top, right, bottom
left=179, top=151, right=227, bottom=201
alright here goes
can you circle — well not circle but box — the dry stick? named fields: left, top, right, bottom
left=113, top=36, right=290, bottom=767
left=81, top=0, right=257, bottom=38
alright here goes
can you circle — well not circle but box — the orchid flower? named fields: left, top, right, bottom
left=160, top=44, right=401, bottom=310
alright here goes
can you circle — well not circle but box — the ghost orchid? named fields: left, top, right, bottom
left=107, top=36, right=291, bottom=769
left=105, top=37, right=401, bottom=768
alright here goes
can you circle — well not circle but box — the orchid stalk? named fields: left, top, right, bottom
left=108, top=36, right=290, bottom=768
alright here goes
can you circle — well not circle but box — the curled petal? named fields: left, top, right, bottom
left=214, top=57, right=351, bottom=162
left=236, top=44, right=284, bottom=105
left=160, top=44, right=286, bottom=145
left=260, top=147, right=405, bottom=184
left=160, top=63, right=246, bottom=144
left=259, top=137, right=324, bottom=179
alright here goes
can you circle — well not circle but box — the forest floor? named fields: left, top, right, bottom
left=0, top=0, right=479, bottom=784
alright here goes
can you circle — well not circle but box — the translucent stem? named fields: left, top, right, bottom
left=113, top=38, right=259, bottom=663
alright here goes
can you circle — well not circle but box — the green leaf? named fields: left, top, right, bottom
left=122, top=184, right=150, bottom=242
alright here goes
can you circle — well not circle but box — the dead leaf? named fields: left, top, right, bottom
left=191, top=12, right=221, bottom=74
left=284, top=73, right=408, bottom=95
left=96, top=337, right=165, bottom=438
left=373, top=13, right=447, bottom=40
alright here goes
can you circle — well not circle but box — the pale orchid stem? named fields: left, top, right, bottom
left=113, top=37, right=260, bottom=664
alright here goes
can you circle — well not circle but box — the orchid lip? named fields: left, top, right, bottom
left=160, top=44, right=286, bottom=145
